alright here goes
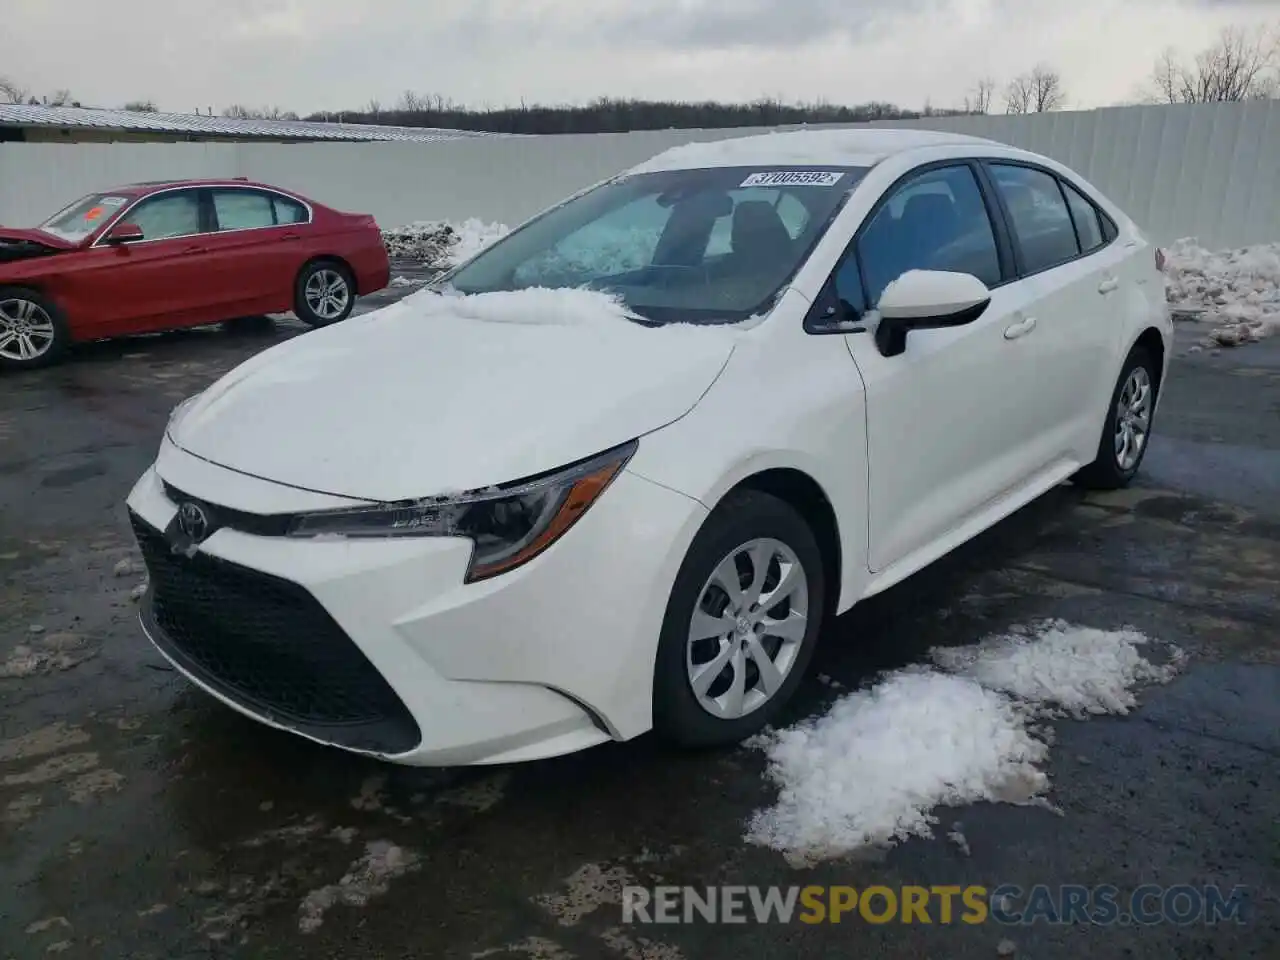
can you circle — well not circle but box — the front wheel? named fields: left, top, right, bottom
left=0, top=287, right=69, bottom=370
left=653, top=490, right=826, bottom=748
left=294, top=260, right=355, bottom=328
left=1074, top=345, right=1159, bottom=490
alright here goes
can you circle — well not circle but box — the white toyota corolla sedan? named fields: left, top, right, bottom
left=127, top=128, right=1171, bottom=766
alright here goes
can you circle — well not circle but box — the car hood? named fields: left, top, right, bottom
left=0, top=228, right=77, bottom=251
left=169, top=288, right=739, bottom=502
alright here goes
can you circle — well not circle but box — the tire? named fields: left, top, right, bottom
left=653, top=489, right=827, bottom=748
left=294, top=260, right=356, bottom=328
left=0, top=286, right=70, bottom=370
left=1074, top=345, right=1159, bottom=490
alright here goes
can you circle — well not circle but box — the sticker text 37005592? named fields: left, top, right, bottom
left=740, top=171, right=845, bottom=188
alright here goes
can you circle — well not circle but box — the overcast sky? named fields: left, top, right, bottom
left=4, top=0, right=1277, bottom=115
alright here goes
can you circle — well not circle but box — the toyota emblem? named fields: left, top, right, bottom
left=177, top=501, right=211, bottom=542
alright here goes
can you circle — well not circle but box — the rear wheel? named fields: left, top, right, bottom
left=653, top=490, right=826, bottom=748
left=294, top=260, right=355, bottom=328
left=0, top=287, right=69, bottom=370
left=1074, top=345, right=1159, bottom=489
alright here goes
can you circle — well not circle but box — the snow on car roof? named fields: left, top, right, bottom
left=626, top=127, right=1003, bottom=174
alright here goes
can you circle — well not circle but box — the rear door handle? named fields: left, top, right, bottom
left=1004, top=316, right=1037, bottom=340
left=180, top=245, right=206, bottom=256
left=281, top=233, right=301, bottom=242
left=1098, top=277, right=1119, bottom=295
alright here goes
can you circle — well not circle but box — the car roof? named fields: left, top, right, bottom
left=100, top=178, right=303, bottom=196
left=625, top=127, right=1006, bottom=175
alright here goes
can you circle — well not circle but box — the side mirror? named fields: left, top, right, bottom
left=104, top=222, right=144, bottom=245
left=874, top=270, right=990, bottom=357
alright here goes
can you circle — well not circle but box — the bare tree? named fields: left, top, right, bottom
left=1030, top=64, right=1066, bottom=111
left=123, top=100, right=158, bottom=113
left=964, top=77, right=996, bottom=114
left=1004, top=65, right=1064, bottom=113
left=1151, top=47, right=1183, bottom=104
left=222, top=104, right=295, bottom=120
left=0, top=75, right=29, bottom=104
left=1005, top=74, right=1034, bottom=114
left=396, top=90, right=428, bottom=112
left=366, top=98, right=382, bottom=117
left=45, top=88, right=75, bottom=107
left=1149, top=25, right=1279, bottom=102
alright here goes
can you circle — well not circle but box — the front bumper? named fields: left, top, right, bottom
left=126, top=439, right=708, bottom=766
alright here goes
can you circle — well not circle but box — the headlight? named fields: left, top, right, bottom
left=286, top=439, right=637, bottom=582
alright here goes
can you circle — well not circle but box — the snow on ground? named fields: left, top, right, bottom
left=381, top=218, right=509, bottom=268
left=297, top=840, right=420, bottom=933
left=1164, top=239, right=1280, bottom=346
left=745, top=620, right=1184, bottom=866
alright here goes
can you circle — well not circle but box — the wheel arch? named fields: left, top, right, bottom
left=298, top=253, right=355, bottom=284
left=1133, top=326, right=1167, bottom=390
left=711, top=467, right=844, bottom=621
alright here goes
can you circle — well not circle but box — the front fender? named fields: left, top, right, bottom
left=627, top=331, right=871, bottom=613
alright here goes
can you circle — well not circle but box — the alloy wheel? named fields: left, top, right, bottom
left=1114, top=365, right=1153, bottom=471
left=0, top=297, right=56, bottom=362
left=304, top=269, right=351, bottom=321
left=686, top=537, right=810, bottom=720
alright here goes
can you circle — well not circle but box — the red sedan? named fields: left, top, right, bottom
left=0, top=179, right=391, bottom=368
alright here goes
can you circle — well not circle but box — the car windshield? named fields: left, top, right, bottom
left=444, top=165, right=868, bottom=324
left=38, top=193, right=134, bottom=243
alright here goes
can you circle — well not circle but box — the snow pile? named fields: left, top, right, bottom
left=1164, top=239, right=1280, bottom=346
left=745, top=620, right=1183, bottom=865
left=932, top=621, right=1186, bottom=718
left=382, top=218, right=509, bottom=268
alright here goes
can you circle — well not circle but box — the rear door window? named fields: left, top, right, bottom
left=213, top=190, right=276, bottom=231
left=988, top=164, right=1080, bottom=274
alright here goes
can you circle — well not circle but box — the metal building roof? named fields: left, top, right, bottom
left=0, top=103, right=518, bottom=142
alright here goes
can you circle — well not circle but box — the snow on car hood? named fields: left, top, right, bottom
left=169, top=287, right=739, bottom=501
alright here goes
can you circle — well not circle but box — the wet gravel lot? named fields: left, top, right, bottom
left=1, top=278, right=1278, bottom=959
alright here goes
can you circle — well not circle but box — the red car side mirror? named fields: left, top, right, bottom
left=105, top=222, right=144, bottom=245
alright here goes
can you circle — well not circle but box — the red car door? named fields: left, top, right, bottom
left=199, top=187, right=312, bottom=316
left=59, top=188, right=219, bottom=336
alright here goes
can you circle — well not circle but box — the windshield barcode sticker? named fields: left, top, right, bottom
left=740, top=171, right=843, bottom=188
left=100, top=197, right=129, bottom=207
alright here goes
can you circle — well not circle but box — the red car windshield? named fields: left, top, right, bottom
left=39, top=193, right=134, bottom=243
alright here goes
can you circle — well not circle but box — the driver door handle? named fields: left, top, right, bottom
left=1004, top=316, right=1037, bottom=340
left=1098, top=277, right=1120, bottom=295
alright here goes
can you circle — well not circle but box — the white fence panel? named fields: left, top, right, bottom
left=2, top=102, right=1279, bottom=249
left=0, top=142, right=239, bottom=228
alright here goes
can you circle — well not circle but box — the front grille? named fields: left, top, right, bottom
left=130, top=511, right=421, bottom=755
